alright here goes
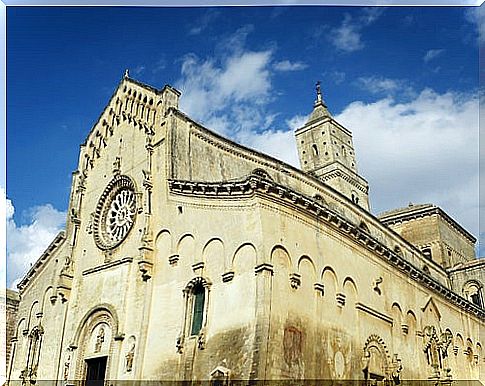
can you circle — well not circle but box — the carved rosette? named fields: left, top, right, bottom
left=93, top=175, right=137, bottom=250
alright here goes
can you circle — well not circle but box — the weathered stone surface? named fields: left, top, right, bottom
left=8, top=75, right=484, bottom=384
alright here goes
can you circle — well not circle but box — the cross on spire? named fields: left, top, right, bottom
left=314, top=80, right=326, bottom=108
left=316, top=81, right=322, bottom=102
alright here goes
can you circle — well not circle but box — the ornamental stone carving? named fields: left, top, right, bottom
left=93, top=175, right=137, bottom=250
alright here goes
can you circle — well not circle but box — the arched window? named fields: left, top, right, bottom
left=20, top=325, right=44, bottom=384
left=178, top=277, right=211, bottom=353
left=463, top=281, right=483, bottom=308
left=191, top=282, right=205, bottom=335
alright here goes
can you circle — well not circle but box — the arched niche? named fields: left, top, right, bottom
left=298, top=256, right=316, bottom=291
left=177, top=233, right=196, bottom=264
left=155, top=229, right=172, bottom=263
left=203, top=238, right=225, bottom=277
left=232, top=243, right=257, bottom=274
left=362, top=335, right=391, bottom=381
left=270, top=245, right=291, bottom=270
left=321, top=266, right=338, bottom=299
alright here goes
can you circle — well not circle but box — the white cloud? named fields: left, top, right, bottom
left=423, top=49, right=445, bottom=63
left=335, top=89, right=478, bottom=239
left=330, top=15, right=364, bottom=53
left=6, top=197, right=66, bottom=289
left=176, top=27, right=303, bottom=169
left=152, top=58, right=166, bottom=74
left=329, top=8, right=383, bottom=53
left=356, top=76, right=405, bottom=94
left=176, top=27, right=274, bottom=140
left=464, top=7, right=485, bottom=44
left=273, top=60, right=308, bottom=72
left=188, top=9, right=220, bottom=35
left=133, top=65, right=146, bottom=75
left=286, top=114, right=309, bottom=131
left=238, top=129, right=299, bottom=167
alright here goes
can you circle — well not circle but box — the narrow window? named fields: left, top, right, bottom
left=191, top=283, right=205, bottom=335
left=312, top=144, right=319, bottom=156
left=422, top=247, right=432, bottom=260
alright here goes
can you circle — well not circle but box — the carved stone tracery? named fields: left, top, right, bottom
left=423, top=325, right=453, bottom=380
left=93, top=175, right=137, bottom=250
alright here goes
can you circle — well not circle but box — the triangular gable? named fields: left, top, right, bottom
left=421, top=296, right=442, bottom=323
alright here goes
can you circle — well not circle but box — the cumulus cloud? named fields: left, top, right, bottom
left=335, top=89, right=478, bottom=238
left=177, top=49, right=272, bottom=136
left=273, top=60, right=308, bottom=72
left=356, top=76, right=410, bottom=95
left=329, top=8, right=383, bottom=53
left=176, top=26, right=275, bottom=142
left=423, top=49, right=445, bottom=63
left=6, top=196, right=66, bottom=289
left=238, top=129, right=299, bottom=167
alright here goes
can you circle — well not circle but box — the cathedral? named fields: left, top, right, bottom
left=7, top=73, right=484, bottom=384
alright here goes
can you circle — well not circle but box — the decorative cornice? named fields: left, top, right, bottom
left=168, top=174, right=485, bottom=320
left=447, top=258, right=485, bottom=274
left=379, top=205, right=476, bottom=244
left=316, top=168, right=368, bottom=193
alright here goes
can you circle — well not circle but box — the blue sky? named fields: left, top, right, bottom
left=5, top=6, right=483, bottom=286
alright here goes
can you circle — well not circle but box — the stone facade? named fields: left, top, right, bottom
left=2, top=289, right=20, bottom=382
left=7, top=74, right=484, bottom=384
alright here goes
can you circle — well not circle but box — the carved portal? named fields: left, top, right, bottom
left=362, top=334, right=390, bottom=383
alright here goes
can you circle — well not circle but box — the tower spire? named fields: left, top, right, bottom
left=315, top=81, right=324, bottom=106
left=295, top=82, right=369, bottom=210
left=307, top=81, right=330, bottom=122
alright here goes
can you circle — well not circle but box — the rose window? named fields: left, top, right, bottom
left=93, top=175, right=137, bottom=250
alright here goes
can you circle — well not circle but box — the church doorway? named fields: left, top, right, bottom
left=85, top=356, right=107, bottom=384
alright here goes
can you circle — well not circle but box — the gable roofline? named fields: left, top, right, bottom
left=17, top=231, right=66, bottom=293
left=81, top=75, right=181, bottom=147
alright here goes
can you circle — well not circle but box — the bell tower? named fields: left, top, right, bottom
left=295, top=82, right=370, bottom=210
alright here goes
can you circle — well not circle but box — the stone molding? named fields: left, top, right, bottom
left=379, top=205, right=476, bottom=244
left=168, top=175, right=485, bottom=320
left=356, top=302, right=394, bottom=325
left=82, top=257, right=133, bottom=276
